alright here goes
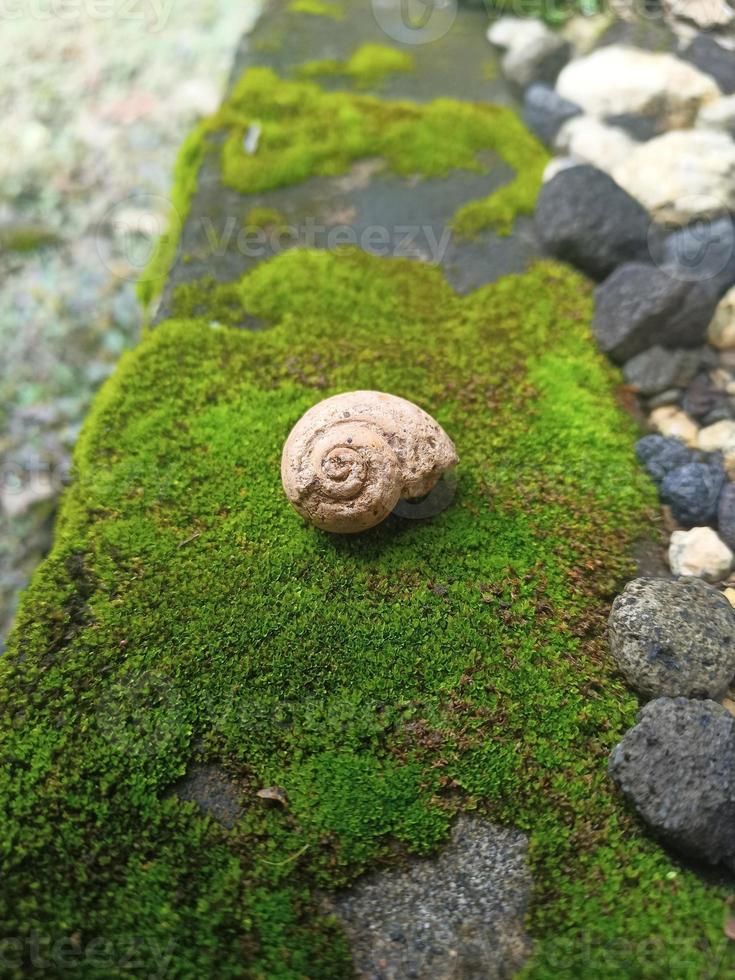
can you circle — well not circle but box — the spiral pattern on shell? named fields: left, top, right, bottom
left=281, top=391, right=458, bottom=533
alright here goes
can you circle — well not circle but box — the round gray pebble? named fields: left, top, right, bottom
left=609, top=577, right=735, bottom=699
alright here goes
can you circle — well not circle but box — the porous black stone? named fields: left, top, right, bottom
left=593, top=262, right=718, bottom=364
left=635, top=434, right=693, bottom=484
left=660, top=461, right=725, bottom=526
left=535, top=166, right=650, bottom=281
left=610, top=698, right=735, bottom=869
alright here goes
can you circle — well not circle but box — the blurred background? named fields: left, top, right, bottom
left=0, top=0, right=261, bottom=645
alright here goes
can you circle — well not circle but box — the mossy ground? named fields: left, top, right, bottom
left=297, top=44, right=415, bottom=88
left=138, top=65, right=547, bottom=311
left=5, top=246, right=733, bottom=976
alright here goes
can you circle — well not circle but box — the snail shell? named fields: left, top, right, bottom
left=281, top=391, right=458, bottom=533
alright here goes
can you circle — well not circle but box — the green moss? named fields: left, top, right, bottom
left=297, top=43, right=415, bottom=88
left=216, top=69, right=546, bottom=231
left=136, top=121, right=209, bottom=312
left=4, top=247, right=728, bottom=976
left=139, top=68, right=547, bottom=310
left=244, top=206, right=288, bottom=233
left=287, top=0, right=344, bottom=18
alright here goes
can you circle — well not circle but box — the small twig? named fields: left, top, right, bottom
left=177, top=531, right=201, bottom=549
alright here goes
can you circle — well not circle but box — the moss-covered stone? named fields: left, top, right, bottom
left=297, top=44, right=415, bottom=88
left=138, top=67, right=547, bottom=311
left=5, top=247, right=731, bottom=976
left=287, top=0, right=344, bottom=18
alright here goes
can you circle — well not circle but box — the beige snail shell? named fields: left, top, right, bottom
left=281, top=391, right=459, bottom=534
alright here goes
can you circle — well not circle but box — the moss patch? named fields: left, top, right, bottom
left=138, top=67, right=547, bottom=311
left=4, top=247, right=730, bottom=976
left=297, top=43, right=415, bottom=89
left=136, top=122, right=208, bottom=311
left=287, top=0, right=344, bottom=18
left=244, top=206, right=288, bottom=234
left=0, top=225, right=60, bottom=253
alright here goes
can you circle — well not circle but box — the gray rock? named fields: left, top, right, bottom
left=592, top=262, right=719, bottom=364
left=635, top=434, right=693, bottom=484
left=522, top=83, right=581, bottom=146
left=661, top=461, right=725, bottom=526
left=659, top=216, right=735, bottom=300
left=535, top=166, right=650, bottom=281
left=683, top=372, right=734, bottom=424
left=609, top=698, right=735, bottom=868
left=683, top=35, right=735, bottom=95
left=330, top=815, right=532, bottom=980
left=622, top=346, right=704, bottom=396
left=609, top=577, right=735, bottom=699
left=718, top=482, right=735, bottom=552
left=604, top=111, right=659, bottom=142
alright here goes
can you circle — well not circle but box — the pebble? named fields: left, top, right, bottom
left=717, top=482, right=735, bottom=552
left=535, top=166, right=650, bottom=281
left=697, top=94, right=735, bottom=135
left=698, top=419, right=735, bottom=452
left=669, top=526, right=734, bottom=581
left=635, top=434, right=693, bottom=483
left=649, top=406, right=700, bottom=447
left=660, top=462, right=725, bottom=526
left=487, top=17, right=570, bottom=88
left=609, top=698, right=735, bottom=869
left=609, top=577, right=735, bottom=699
left=593, top=263, right=718, bottom=364
left=522, top=83, right=581, bottom=146
left=554, top=117, right=637, bottom=174
left=660, top=216, right=735, bottom=300
left=683, top=34, right=735, bottom=95
left=724, top=587, right=735, bottom=607
left=613, top=131, right=735, bottom=225
left=622, top=346, right=703, bottom=396
left=709, top=286, right=735, bottom=350
left=556, top=45, right=721, bottom=130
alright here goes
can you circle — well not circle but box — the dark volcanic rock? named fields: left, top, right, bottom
left=605, top=111, right=658, bottom=142
left=609, top=698, right=735, bottom=868
left=683, top=372, right=734, bottom=423
left=608, top=577, right=735, bottom=699
left=682, top=35, right=735, bottom=95
left=535, top=166, right=650, bottom=281
left=331, top=815, right=532, bottom=979
left=622, top=345, right=704, bottom=396
left=593, top=262, right=719, bottom=364
left=522, top=83, right=581, bottom=145
left=660, top=216, right=735, bottom=300
left=660, top=461, right=725, bottom=526
left=635, top=434, right=694, bottom=484
left=718, top=482, right=735, bottom=552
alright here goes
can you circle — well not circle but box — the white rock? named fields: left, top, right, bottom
left=554, top=116, right=636, bottom=174
left=708, top=286, right=735, bottom=350
left=664, top=0, right=734, bottom=30
left=669, top=527, right=734, bottom=582
left=724, top=587, right=735, bottom=608
left=487, top=16, right=551, bottom=49
left=699, top=419, right=735, bottom=452
left=487, top=17, right=568, bottom=89
left=649, top=406, right=699, bottom=447
left=561, top=13, right=613, bottom=55
left=613, top=130, right=735, bottom=223
left=697, top=94, right=735, bottom=133
left=556, top=46, right=720, bottom=129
